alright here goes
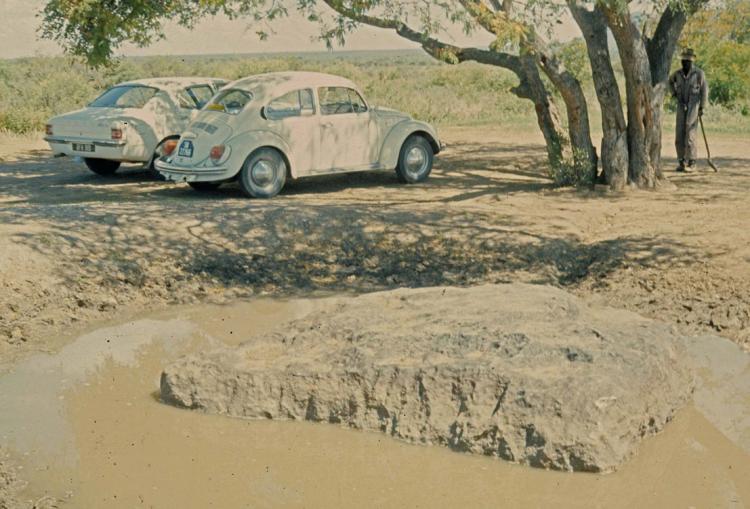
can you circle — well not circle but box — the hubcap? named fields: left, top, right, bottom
left=251, top=160, right=275, bottom=187
left=405, top=146, right=427, bottom=175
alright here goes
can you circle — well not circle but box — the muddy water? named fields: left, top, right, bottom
left=2, top=298, right=749, bottom=508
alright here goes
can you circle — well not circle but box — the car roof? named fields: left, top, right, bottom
left=227, top=72, right=359, bottom=101
left=117, top=77, right=226, bottom=90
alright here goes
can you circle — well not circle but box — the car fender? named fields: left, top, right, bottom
left=378, top=120, right=440, bottom=170
left=226, top=130, right=297, bottom=178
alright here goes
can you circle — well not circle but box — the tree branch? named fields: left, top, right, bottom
left=320, top=0, right=522, bottom=73
left=647, top=0, right=708, bottom=84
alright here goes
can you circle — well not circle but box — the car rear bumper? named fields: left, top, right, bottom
left=45, top=136, right=126, bottom=148
left=44, top=136, right=149, bottom=162
left=155, top=159, right=233, bottom=183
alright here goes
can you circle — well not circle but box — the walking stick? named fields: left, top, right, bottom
left=699, top=116, right=718, bottom=172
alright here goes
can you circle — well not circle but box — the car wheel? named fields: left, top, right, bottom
left=396, top=135, right=433, bottom=183
left=188, top=182, right=221, bottom=192
left=238, top=148, right=287, bottom=199
left=84, top=158, right=120, bottom=176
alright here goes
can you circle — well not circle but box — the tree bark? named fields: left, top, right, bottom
left=569, top=2, right=629, bottom=190
left=536, top=48, right=598, bottom=180
left=515, top=55, right=566, bottom=168
left=601, top=3, right=661, bottom=187
left=646, top=3, right=698, bottom=173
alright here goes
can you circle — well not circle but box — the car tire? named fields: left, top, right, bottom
left=147, top=138, right=179, bottom=180
left=188, top=182, right=221, bottom=192
left=396, top=135, right=433, bottom=184
left=84, top=158, right=120, bottom=176
left=238, top=148, right=287, bottom=199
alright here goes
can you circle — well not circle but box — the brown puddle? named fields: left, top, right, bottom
left=2, top=297, right=749, bottom=508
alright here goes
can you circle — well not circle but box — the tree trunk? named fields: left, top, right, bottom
left=513, top=54, right=566, bottom=168
left=569, top=3, right=629, bottom=190
left=646, top=4, right=695, bottom=174
left=536, top=50, right=598, bottom=180
left=601, top=4, right=662, bottom=187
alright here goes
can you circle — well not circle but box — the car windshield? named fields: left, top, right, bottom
left=89, top=85, right=159, bottom=109
left=206, top=89, right=253, bottom=115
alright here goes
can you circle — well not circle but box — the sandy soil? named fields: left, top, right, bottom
left=1, top=127, right=749, bottom=506
left=1, top=127, right=748, bottom=368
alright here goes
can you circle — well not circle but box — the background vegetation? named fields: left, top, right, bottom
left=0, top=51, right=539, bottom=134
left=1, top=41, right=748, bottom=137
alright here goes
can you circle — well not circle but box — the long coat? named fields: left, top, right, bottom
left=669, top=67, right=709, bottom=161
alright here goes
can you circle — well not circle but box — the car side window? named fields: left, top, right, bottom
left=265, top=89, right=315, bottom=120
left=177, top=85, right=215, bottom=110
left=175, top=89, right=195, bottom=109
left=187, top=85, right=214, bottom=109
left=348, top=89, right=368, bottom=113
left=319, top=87, right=356, bottom=115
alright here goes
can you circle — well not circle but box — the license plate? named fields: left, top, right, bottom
left=72, top=143, right=95, bottom=153
left=178, top=140, right=194, bottom=158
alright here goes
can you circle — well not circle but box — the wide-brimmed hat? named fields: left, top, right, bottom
left=680, top=48, right=697, bottom=61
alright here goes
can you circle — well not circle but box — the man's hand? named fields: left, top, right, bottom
left=699, top=107, right=704, bottom=117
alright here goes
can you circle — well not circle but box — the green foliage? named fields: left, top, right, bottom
left=0, top=52, right=535, bottom=134
left=39, top=0, right=291, bottom=67
left=680, top=0, right=750, bottom=109
left=556, top=39, right=592, bottom=84
left=548, top=147, right=595, bottom=187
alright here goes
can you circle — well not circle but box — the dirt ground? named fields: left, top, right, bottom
left=1, top=127, right=749, bottom=506
left=1, top=127, right=748, bottom=370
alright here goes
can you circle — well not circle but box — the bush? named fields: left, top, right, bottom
left=548, top=148, right=595, bottom=187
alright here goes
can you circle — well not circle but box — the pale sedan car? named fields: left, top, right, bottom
left=45, top=77, right=227, bottom=176
left=155, top=72, right=441, bottom=197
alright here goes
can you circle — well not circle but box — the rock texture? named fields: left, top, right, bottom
left=160, top=284, right=693, bottom=472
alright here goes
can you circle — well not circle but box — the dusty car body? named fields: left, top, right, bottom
left=155, top=72, right=441, bottom=197
left=44, top=77, right=227, bottom=176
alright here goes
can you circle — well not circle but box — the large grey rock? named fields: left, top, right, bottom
left=160, top=284, right=693, bottom=472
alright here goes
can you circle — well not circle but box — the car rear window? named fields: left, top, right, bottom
left=206, top=89, right=253, bottom=115
left=89, top=85, right=159, bottom=109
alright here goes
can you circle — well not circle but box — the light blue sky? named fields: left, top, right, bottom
left=1, top=0, right=480, bottom=59
left=1, top=0, right=577, bottom=60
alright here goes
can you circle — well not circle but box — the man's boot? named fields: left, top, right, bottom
left=676, top=159, right=686, bottom=172
left=687, top=159, right=696, bottom=169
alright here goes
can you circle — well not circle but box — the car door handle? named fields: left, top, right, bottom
left=321, top=121, right=333, bottom=128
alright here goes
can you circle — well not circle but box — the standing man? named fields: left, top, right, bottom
left=669, top=48, right=709, bottom=172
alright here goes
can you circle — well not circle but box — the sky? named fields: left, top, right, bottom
left=0, top=0, right=577, bottom=60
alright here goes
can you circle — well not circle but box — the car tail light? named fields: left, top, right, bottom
left=45, top=124, right=53, bottom=136
left=210, top=145, right=225, bottom=162
left=111, top=128, right=123, bottom=140
left=163, top=139, right=178, bottom=156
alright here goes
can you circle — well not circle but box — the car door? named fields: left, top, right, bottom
left=264, top=89, right=317, bottom=175
left=316, top=87, right=377, bottom=171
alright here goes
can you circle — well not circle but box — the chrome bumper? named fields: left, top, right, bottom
left=44, top=136, right=126, bottom=148
left=155, top=159, right=229, bottom=182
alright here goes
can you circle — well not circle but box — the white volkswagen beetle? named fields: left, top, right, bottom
left=45, top=77, right=227, bottom=176
left=155, top=72, right=441, bottom=197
